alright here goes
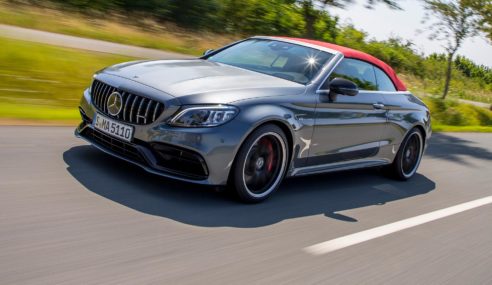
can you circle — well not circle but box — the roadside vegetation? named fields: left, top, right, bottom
left=1, top=0, right=492, bottom=132
left=422, top=97, right=492, bottom=132
left=0, top=36, right=134, bottom=124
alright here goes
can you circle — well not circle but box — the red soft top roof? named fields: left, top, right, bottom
left=275, top=37, right=407, bottom=91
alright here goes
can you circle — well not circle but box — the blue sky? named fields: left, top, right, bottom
left=331, top=0, right=492, bottom=67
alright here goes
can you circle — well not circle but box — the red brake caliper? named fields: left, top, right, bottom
left=265, top=139, right=274, bottom=173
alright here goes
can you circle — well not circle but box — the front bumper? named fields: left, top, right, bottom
left=76, top=123, right=213, bottom=181
left=76, top=88, right=249, bottom=186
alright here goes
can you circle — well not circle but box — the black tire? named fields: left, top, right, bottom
left=386, top=128, right=424, bottom=181
left=229, top=124, right=289, bottom=203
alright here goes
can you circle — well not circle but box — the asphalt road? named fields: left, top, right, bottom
left=1, top=127, right=491, bottom=284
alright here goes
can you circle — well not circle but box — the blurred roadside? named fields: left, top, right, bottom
left=0, top=35, right=135, bottom=125
left=0, top=22, right=193, bottom=125
left=0, top=1, right=235, bottom=126
left=0, top=24, right=189, bottom=59
left=0, top=1, right=491, bottom=131
left=0, top=1, right=236, bottom=55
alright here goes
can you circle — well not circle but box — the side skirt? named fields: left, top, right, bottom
left=289, top=158, right=389, bottom=177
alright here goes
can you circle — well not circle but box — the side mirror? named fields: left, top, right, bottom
left=203, top=49, right=214, bottom=56
left=319, top=78, right=359, bottom=97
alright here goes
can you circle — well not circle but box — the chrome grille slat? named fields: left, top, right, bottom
left=97, top=81, right=104, bottom=103
left=118, top=92, right=126, bottom=120
left=103, top=86, right=110, bottom=113
left=100, top=84, right=109, bottom=110
left=96, top=83, right=104, bottom=109
left=153, top=102, right=160, bottom=122
left=90, top=80, right=164, bottom=125
left=93, top=81, right=102, bottom=106
left=101, top=85, right=108, bottom=114
left=123, top=93, right=132, bottom=122
left=90, top=81, right=97, bottom=104
left=105, top=86, right=114, bottom=112
left=144, top=100, right=153, bottom=125
left=129, top=95, right=139, bottom=124
left=136, top=98, right=146, bottom=124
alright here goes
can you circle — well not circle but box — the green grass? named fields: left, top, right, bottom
left=0, top=36, right=135, bottom=122
left=421, top=97, right=492, bottom=132
left=422, top=97, right=492, bottom=125
left=0, top=102, right=79, bottom=122
left=431, top=125, right=492, bottom=133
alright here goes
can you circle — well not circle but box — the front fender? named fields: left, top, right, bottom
left=233, top=101, right=317, bottom=172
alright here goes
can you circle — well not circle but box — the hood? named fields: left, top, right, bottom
left=102, top=59, right=305, bottom=104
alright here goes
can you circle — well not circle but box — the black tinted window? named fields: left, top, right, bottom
left=374, top=67, right=397, bottom=92
left=329, top=58, right=377, bottom=91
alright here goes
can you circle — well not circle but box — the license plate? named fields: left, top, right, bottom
left=93, top=113, right=134, bottom=142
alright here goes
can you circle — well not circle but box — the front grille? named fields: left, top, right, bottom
left=91, top=80, right=165, bottom=125
left=81, top=128, right=146, bottom=164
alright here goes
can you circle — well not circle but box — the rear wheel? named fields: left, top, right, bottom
left=387, top=128, right=424, bottom=180
left=229, top=124, right=288, bottom=203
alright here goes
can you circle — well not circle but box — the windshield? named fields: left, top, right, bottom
left=207, top=39, right=333, bottom=84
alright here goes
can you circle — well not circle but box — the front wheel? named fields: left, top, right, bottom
left=387, top=128, right=424, bottom=180
left=229, top=124, right=289, bottom=203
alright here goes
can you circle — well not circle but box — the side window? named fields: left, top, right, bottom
left=374, top=67, right=397, bottom=92
left=329, top=58, right=377, bottom=91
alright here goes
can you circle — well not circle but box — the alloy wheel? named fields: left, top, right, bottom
left=400, top=131, right=423, bottom=178
left=242, top=132, right=287, bottom=198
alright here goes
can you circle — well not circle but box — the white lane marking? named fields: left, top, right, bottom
left=304, top=196, right=492, bottom=255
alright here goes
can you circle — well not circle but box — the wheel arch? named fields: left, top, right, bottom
left=228, top=117, right=296, bottom=182
left=227, top=118, right=294, bottom=189
left=243, top=118, right=294, bottom=164
left=257, top=120, right=295, bottom=163
left=394, top=123, right=427, bottom=158
left=413, top=124, right=427, bottom=142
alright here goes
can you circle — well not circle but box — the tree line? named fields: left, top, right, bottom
left=455, top=55, right=492, bottom=84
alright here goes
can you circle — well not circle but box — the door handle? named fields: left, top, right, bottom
left=372, top=103, right=385, bottom=109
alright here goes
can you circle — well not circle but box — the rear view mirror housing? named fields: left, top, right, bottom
left=318, top=78, right=359, bottom=97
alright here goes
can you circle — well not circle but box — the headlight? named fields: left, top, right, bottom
left=169, top=105, right=239, bottom=127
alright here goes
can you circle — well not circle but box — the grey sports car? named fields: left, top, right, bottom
left=75, top=36, right=431, bottom=202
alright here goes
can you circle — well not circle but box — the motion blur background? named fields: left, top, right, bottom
left=1, top=0, right=492, bottom=131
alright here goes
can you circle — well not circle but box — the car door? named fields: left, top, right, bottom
left=373, top=65, right=414, bottom=149
left=308, top=58, right=387, bottom=166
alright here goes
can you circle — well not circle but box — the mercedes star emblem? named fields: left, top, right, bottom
left=107, top=91, right=123, bottom=116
